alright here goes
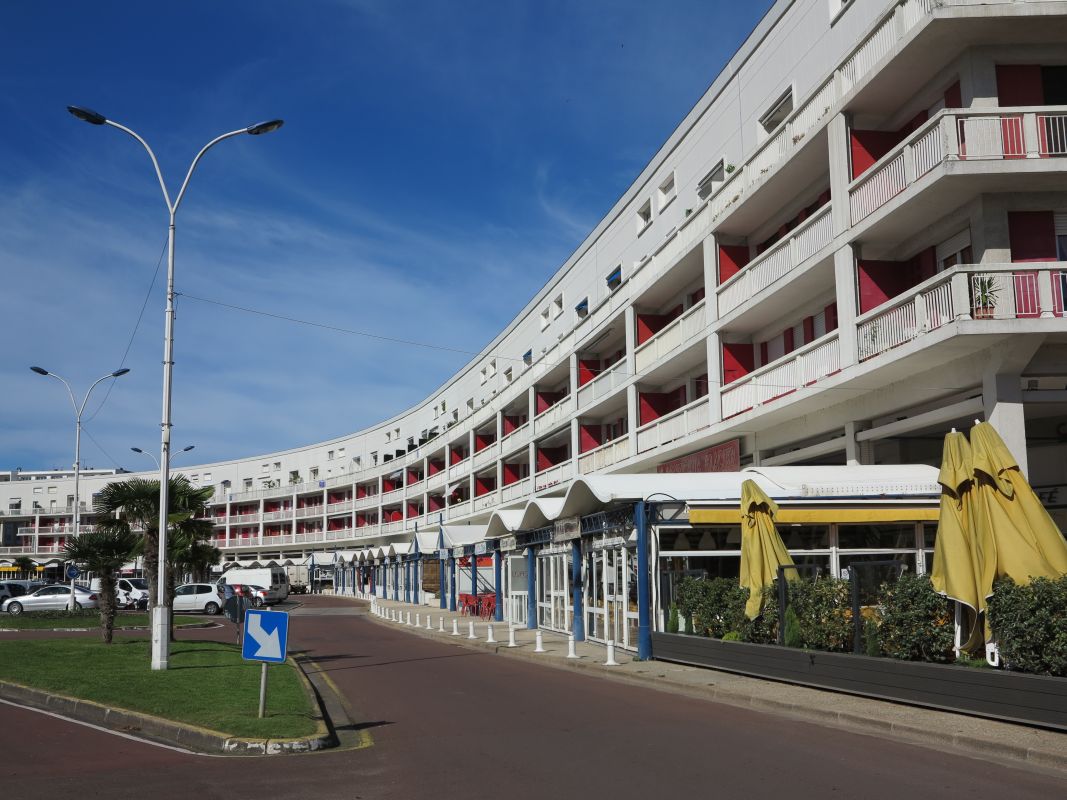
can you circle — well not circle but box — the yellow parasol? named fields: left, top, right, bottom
left=739, top=479, right=797, bottom=620
left=930, top=430, right=982, bottom=651
left=968, top=422, right=1067, bottom=620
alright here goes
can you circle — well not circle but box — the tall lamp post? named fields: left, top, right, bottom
left=30, top=366, right=130, bottom=609
left=130, top=445, right=194, bottom=471
left=68, top=105, right=283, bottom=670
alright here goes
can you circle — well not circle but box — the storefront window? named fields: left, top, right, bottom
left=779, top=524, right=829, bottom=549
left=837, top=523, right=918, bottom=550
left=662, top=526, right=740, bottom=551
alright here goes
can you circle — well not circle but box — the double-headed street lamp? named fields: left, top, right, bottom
left=68, top=105, right=283, bottom=670
left=130, top=445, right=194, bottom=471
left=30, top=366, right=130, bottom=609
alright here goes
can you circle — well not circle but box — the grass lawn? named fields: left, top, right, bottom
left=0, top=638, right=318, bottom=739
left=0, top=611, right=206, bottom=630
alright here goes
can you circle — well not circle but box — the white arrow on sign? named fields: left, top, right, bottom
left=248, top=613, right=281, bottom=659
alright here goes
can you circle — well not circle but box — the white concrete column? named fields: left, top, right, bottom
left=844, top=421, right=871, bottom=466
left=624, top=305, right=637, bottom=376
left=983, top=371, right=1029, bottom=478
left=527, top=385, right=537, bottom=426
left=568, top=352, right=579, bottom=398
left=570, top=417, right=580, bottom=465
left=833, top=244, right=859, bottom=369
left=706, top=330, right=723, bottom=425
left=702, top=235, right=719, bottom=322
left=626, top=384, right=640, bottom=453
left=827, top=113, right=852, bottom=236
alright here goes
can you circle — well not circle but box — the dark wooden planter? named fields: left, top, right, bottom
left=652, top=632, right=1067, bottom=731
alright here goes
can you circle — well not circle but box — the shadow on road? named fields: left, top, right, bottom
left=308, top=650, right=487, bottom=674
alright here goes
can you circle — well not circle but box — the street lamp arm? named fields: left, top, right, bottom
left=43, top=373, right=79, bottom=418
left=77, top=372, right=123, bottom=418
left=103, top=119, right=174, bottom=213
left=171, top=128, right=248, bottom=214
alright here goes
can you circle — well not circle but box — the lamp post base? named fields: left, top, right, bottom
left=150, top=605, right=171, bottom=670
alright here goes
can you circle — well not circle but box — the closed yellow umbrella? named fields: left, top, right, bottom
left=740, top=478, right=797, bottom=620
left=930, top=430, right=982, bottom=651
left=969, top=422, right=1067, bottom=612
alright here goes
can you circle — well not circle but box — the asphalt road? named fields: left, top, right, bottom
left=1, top=595, right=1065, bottom=799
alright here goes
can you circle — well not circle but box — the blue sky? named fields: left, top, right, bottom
left=0, top=0, right=772, bottom=472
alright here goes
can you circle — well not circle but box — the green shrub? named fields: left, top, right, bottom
left=783, top=607, right=803, bottom=648
left=876, top=573, right=954, bottom=663
left=671, top=576, right=779, bottom=642
left=988, top=576, right=1067, bottom=677
left=863, top=619, right=881, bottom=658
left=722, top=631, right=742, bottom=642
left=785, top=577, right=853, bottom=652
left=683, top=613, right=694, bottom=635
left=666, top=604, right=680, bottom=634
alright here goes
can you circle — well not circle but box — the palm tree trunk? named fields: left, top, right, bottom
left=99, top=574, right=117, bottom=645
left=143, top=531, right=159, bottom=609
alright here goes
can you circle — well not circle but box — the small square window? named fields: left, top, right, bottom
left=636, top=199, right=652, bottom=232
left=273, top=462, right=281, bottom=472
left=606, top=266, right=623, bottom=291
left=552, top=293, right=564, bottom=318
left=504, top=367, right=514, bottom=384
left=540, top=307, right=551, bottom=331
left=759, top=89, right=794, bottom=136
left=575, top=297, right=589, bottom=318
left=243, top=478, right=253, bottom=490
left=261, top=463, right=269, bottom=474
left=697, top=161, right=725, bottom=200
left=658, top=172, right=676, bottom=209
left=337, top=447, right=345, bottom=458
left=523, top=350, right=533, bottom=367
left=203, top=472, right=212, bottom=482
left=310, top=468, right=319, bottom=480
left=327, top=450, right=334, bottom=460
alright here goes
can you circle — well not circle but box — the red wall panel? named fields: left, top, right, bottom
left=1008, top=211, right=1057, bottom=262
left=996, top=65, right=1044, bottom=106
left=722, top=342, right=755, bottom=385
left=718, top=244, right=750, bottom=284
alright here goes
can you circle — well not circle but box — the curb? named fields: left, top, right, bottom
left=0, top=622, right=220, bottom=633
left=365, top=606, right=1067, bottom=776
left=0, top=656, right=336, bottom=756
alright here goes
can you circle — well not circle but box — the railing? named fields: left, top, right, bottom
left=857, top=274, right=955, bottom=361
left=294, top=505, right=324, bottom=519
left=1043, top=114, right=1067, bottom=156
left=634, top=300, right=707, bottom=373
left=472, top=441, right=499, bottom=470
left=325, top=472, right=357, bottom=488
left=534, top=460, right=572, bottom=492
left=326, top=500, right=353, bottom=515
left=474, top=490, right=499, bottom=512
left=229, top=512, right=262, bottom=524
left=576, top=359, right=628, bottom=409
left=500, top=421, right=530, bottom=450
left=0, top=544, right=68, bottom=555
left=577, top=437, right=632, bottom=473
left=354, top=493, right=379, bottom=509
left=17, top=525, right=96, bottom=536
left=447, top=459, right=470, bottom=482
left=636, top=398, right=711, bottom=454
left=325, top=529, right=354, bottom=541
left=501, top=477, right=532, bottom=502
left=425, top=470, right=447, bottom=491
left=446, top=499, right=471, bottom=520
left=721, top=334, right=841, bottom=419
left=381, top=519, right=406, bottom=534
left=717, top=207, right=833, bottom=316
left=534, top=396, right=573, bottom=436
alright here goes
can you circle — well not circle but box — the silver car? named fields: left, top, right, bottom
left=1, top=584, right=99, bottom=615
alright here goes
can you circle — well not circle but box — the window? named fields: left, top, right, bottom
left=327, top=450, right=334, bottom=461
left=504, top=367, right=513, bottom=384
left=466, top=398, right=475, bottom=414
left=273, top=462, right=281, bottom=472
left=636, top=199, right=652, bottom=232
left=759, top=88, right=794, bottom=137
left=47, top=486, right=56, bottom=494
left=606, top=266, right=623, bottom=291
left=337, top=447, right=345, bottom=459
left=33, top=487, right=41, bottom=494
left=1056, top=212, right=1067, bottom=260
left=936, top=229, right=973, bottom=271
left=658, top=172, right=676, bottom=210
left=289, top=470, right=300, bottom=483
left=540, top=307, right=551, bottom=331
left=697, top=161, right=725, bottom=200
left=830, top=0, right=854, bottom=23
left=261, top=463, right=269, bottom=474
left=575, top=297, right=589, bottom=319
left=487, top=360, right=497, bottom=379
left=310, top=468, right=319, bottom=480
left=523, top=349, right=533, bottom=367
left=552, top=293, right=564, bottom=318
left=243, top=478, right=253, bottom=490
left=480, top=366, right=488, bottom=385
left=203, top=472, right=211, bottom=482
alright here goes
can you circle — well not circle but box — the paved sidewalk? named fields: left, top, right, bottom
left=352, top=593, right=1067, bottom=776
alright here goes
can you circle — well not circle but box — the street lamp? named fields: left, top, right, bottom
left=130, top=445, right=194, bottom=471
left=69, top=105, right=283, bottom=670
left=30, top=366, right=130, bottom=609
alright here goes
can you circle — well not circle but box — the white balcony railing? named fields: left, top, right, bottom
left=577, top=437, right=632, bottom=473
left=447, top=459, right=470, bottom=482
left=534, top=460, right=572, bottom=492
left=228, top=512, right=262, bottom=524
left=635, top=300, right=707, bottom=373
left=576, top=359, right=628, bottom=409
left=294, top=505, right=324, bottom=519
left=500, top=422, right=530, bottom=450
left=472, top=441, right=499, bottom=470
left=721, top=334, right=841, bottom=420
left=635, top=398, right=711, bottom=455
left=18, top=525, right=96, bottom=536
left=501, top=477, right=532, bottom=502
left=534, top=396, right=574, bottom=436
left=326, top=500, right=353, bottom=515
left=474, top=491, right=499, bottom=512
left=446, top=499, right=471, bottom=520
left=717, top=207, right=833, bottom=317
left=260, top=510, right=291, bottom=522
left=354, top=493, right=379, bottom=510
left=857, top=275, right=954, bottom=361
left=426, top=470, right=447, bottom=491
left=381, top=519, right=406, bottom=534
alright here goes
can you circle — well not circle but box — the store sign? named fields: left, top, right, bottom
left=657, top=439, right=740, bottom=474
left=552, top=516, right=581, bottom=543
left=438, top=548, right=449, bottom=560
left=474, top=542, right=488, bottom=556
left=592, top=536, right=627, bottom=551
left=452, top=545, right=465, bottom=558
left=499, top=535, right=519, bottom=552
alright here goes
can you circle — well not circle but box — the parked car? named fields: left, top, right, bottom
left=173, top=583, right=224, bottom=615
left=223, top=583, right=268, bottom=608
left=218, top=567, right=289, bottom=603
left=0, top=582, right=30, bottom=601
left=91, top=577, right=149, bottom=608
left=1, top=584, right=99, bottom=615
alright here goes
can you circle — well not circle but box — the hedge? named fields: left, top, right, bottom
left=987, top=576, right=1067, bottom=677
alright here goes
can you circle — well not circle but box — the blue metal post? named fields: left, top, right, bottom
left=526, top=546, right=537, bottom=629
left=635, top=501, right=652, bottom=661
left=448, top=556, right=457, bottom=612
left=494, top=549, right=503, bottom=622
left=439, top=553, right=446, bottom=609
left=414, top=554, right=421, bottom=605
left=470, top=551, right=478, bottom=596
left=393, top=559, right=400, bottom=601
left=571, top=539, right=585, bottom=641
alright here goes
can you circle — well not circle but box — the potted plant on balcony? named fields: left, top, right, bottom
left=972, top=276, right=1000, bottom=319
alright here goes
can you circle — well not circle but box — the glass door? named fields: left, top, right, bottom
left=585, top=551, right=606, bottom=641
left=537, top=551, right=571, bottom=632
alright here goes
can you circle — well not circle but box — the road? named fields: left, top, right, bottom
left=1, top=595, right=1064, bottom=799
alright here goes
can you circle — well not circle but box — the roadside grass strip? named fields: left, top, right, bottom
left=0, top=610, right=206, bottom=630
left=0, top=638, right=318, bottom=739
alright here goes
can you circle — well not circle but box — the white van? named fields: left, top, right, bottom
left=217, top=566, right=290, bottom=603
left=90, top=577, right=149, bottom=606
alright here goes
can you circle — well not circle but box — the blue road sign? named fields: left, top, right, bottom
left=241, top=609, right=289, bottom=664
left=65, top=564, right=80, bottom=580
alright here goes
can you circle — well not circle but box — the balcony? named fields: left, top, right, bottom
left=635, top=398, right=711, bottom=455
left=577, top=437, right=632, bottom=474
left=857, top=264, right=1067, bottom=362
left=534, top=460, right=572, bottom=493
left=294, top=505, right=324, bottom=520
left=18, top=525, right=95, bottom=536
left=474, top=490, right=499, bottom=512
left=501, top=477, right=532, bottom=503
left=380, top=487, right=404, bottom=505
left=354, top=493, right=379, bottom=510
left=326, top=500, right=353, bottom=515
left=577, top=359, right=628, bottom=410
left=534, top=396, right=574, bottom=436
left=229, top=512, right=262, bottom=524
left=500, top=421, right=530, bottom=451
left=635, top=300, right=708, bottom=374
left=0, top=543, right=67, bottom=555
left=717, top=208, right=833, bottom=319
left=446, top=499, right=471, bottom=520
left=426, top=470, right=447, bottom=491
left=472, top=442, right=499, bottom=470
left=721, top=334, right=841, bottom=420
left=381, top=519, right=407, bottom=534
left=447, top=459, right=470, bottom=482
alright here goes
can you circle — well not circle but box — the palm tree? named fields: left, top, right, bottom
left=13, top=556, right=34, bottom=579
left=93, top=476, right=214, bottom=609
left=64, top=528, right=139, bottom=644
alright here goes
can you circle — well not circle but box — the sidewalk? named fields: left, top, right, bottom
left=356, top=593, right=1067, bottom=776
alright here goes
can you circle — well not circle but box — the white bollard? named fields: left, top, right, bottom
left=534, top=629, right=545, bottom=653
left=507, top=625, right=517, bottom=648
left=452, top=619, right=460, bottom=636
left=604, top=640, right=620, bottom=667
left=486, top=624, right=496, bottom=643
left=438, top=616, right=445, bottom=632
left=389, top=609, right=394, bottom=621
left=406, top=611, right=413, bottom=626
left=468, top=620, right=477, bottom=639
left=415, top=613, right=421, bottom=627
left=567, top=634, right=578, bottom=659
left=426, top=615, right=432, bottom=630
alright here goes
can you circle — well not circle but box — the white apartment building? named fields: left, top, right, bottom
left=4, top=0, right=1067, bottom=572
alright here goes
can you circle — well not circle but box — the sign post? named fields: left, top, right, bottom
left=65, top=563, right=80, bottom=612
left=241, top=608, right=289, bottom=718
